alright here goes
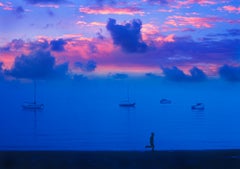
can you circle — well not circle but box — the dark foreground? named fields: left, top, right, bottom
left=1, top=150, right=240, bottom=169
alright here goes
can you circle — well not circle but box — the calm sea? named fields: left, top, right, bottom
left=0, top=79, right=240, bottom=150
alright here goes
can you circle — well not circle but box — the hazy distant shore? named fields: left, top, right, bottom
left=1, top=150, right=240, bottom=169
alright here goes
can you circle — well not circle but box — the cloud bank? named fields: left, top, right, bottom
left=219, top=65, right=240, bottom=82
left=162, top=66, right=207, bottom=82
left=5, top=51, right=68, bottom=79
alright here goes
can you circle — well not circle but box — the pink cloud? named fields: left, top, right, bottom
left=0, top=1, right=13, bottom=11
left=155, top=34, right=175, bottom=43
left=144, top=0, right=228, bottom=9
left=177, top=0, right=216, bottom=6
left=52, top=37, right=116, bottom=68
left=220, top=5, right=240, bottom=14
left=165, top=15, right=222, bottom=28
left=76, top=21, right=105, bottom=27
left=0, top=53, right=16, bottom=69
left=97, top=64, right=161, bottom=75
left=90, top=22, right=106, bottom=26
left=142, top=23, right=160, bottom=40
left=158, top=9, right=173, bottom=13
left=79, top=6, right=144, bottom=15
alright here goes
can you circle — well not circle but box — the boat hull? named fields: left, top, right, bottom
left=22, top=103, right=44, bottom=110
left=191, top=103, right=204, bottom=111
left=160, top=99, right=171, bottom=104
left=119, top=103, right=136, bottom=107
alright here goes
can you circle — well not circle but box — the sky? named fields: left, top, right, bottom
left=0, top=0, right=240, bottom=82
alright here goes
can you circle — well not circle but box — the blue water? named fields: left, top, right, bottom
left=0, top=78, right=240, bottom=150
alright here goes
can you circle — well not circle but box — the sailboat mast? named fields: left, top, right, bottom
left=34, top=80, right=36, bottom=104
left=127, top=87, right=129, bottom=102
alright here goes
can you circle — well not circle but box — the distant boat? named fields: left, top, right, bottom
left=119, top=101, right=136, bottom=107
left=191, top=103, right=204, bottom=111
left=22, top=80, right=44, bottom=110
left=160, top=98, right=172, bottom=104
left=22, top=102, right=44, bottom=110
left=119, top=88, right=135, bottom=107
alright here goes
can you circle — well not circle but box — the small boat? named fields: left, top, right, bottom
left=119, top=101, right=136, bottom=107
left=22, top=80, right=44, bottom=111
left=119, top=88, right=135, bottom=107
left=160, top=98, right=171, bottom=104
left=191, top=103, right=204, bottom=111
left=22, top=102, right=44, bottom=110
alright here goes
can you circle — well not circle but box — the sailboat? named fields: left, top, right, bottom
left=119, top=88, right=136, bottom=107
left=22, top=80, right=44, bottom=110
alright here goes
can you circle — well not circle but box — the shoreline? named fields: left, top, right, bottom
left=1, top=150, right=240, bottom=169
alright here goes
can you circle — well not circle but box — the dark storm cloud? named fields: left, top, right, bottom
left=106, top=18, right=147, bottom=53
left=162, top=66, right=207, bottom=82
left=110, top=73, right=128, bottom=79
left=219, top=65, right=240, bottom=82
left=75, top=60, right=97, bottom=72
left=6, top=51, right=55, bottom=79
left=50, top=39, right=67, bottom=52
left=24, top=0, right=66, bottom=4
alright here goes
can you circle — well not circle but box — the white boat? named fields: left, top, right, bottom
left=22, top=80, right=44, bottom=110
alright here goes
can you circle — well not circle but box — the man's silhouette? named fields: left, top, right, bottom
left=145, top=132, right=155, bottom=151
